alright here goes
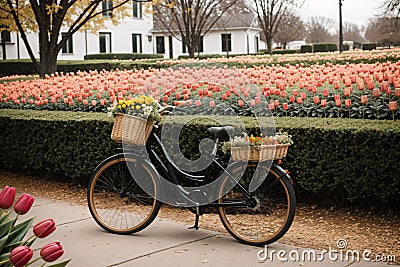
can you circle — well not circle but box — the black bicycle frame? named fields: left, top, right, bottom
left=144, top=130, right=252, bottom=206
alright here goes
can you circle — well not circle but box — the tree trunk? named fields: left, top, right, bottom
left=39, top=46, right=58, bottom=77
left=188, top=46, right=195, bottom=58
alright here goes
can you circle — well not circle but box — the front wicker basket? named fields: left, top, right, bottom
left=231, top=144, right=289, bottom=162
left=111, top=113, right=154, bottom=146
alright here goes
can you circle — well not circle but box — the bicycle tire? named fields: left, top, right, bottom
left=87, top=153, right=161, bottom=234
left=218, top=163, right=296, bottom=246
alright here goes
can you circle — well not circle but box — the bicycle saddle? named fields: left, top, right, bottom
left=207, top=126, right=235, bottom=141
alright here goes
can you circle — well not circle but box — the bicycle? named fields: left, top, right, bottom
left=87, top=105, right=296, bottom=246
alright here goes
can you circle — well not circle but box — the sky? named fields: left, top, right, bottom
left=300, top=0, right=384, bottom=27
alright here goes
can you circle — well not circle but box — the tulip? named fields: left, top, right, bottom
left=389, top=101, right=397, bottom=111
left=40, top=242, right=64, bottom=262
left=321, top=99, right=327, bottom=107
left=238, top=99, right=244, bottom=107
left=395, top=88, right=400, bottom=97
left=195, top=100, right=201, bottom=107
left=313, top=96, right=320, bottom=105
left=10, top=246, right=33, bottom=267
left=282, top=102, right=288, bottom=110
left=33, top=218, right=56, bottom=238
left=372, top=88, right=380, bottom=98
left=0, top=186, right=16, bottom=210
left=345, top=99, right=352, bottom=107
left=335, top=99, right=342, bottom=107
left=361, top=95, right=368, bottom=105
left=289, top=95, right=295, bottom=103
left=14, top=193, right=34, bottom=215
left=209, top=100, right=215, bottom=108
left=323, top=88, right=329, bottom=97
left=296, top=97, right=302, bottom=104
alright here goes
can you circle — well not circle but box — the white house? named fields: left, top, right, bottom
left=0, top=4, right=262, bottom=60
left=151, top=13, right=262, bottom=58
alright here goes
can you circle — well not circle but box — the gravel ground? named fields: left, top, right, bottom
left=1, top=171, right=399, bottom=264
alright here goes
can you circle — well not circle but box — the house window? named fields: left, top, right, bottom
left=1, top=31, right=11, bottom=42
left=221, top=33, right=231, bottom=52
left=255, top=36, right=259, bottom=52
left=156, top=36, right=165, bottom=54
left=99, top=32, right=111, bottom=53
left=132, top=34, right=142, bottom=53
left=182, top=36, right=204, bottom=53
left=102, top=0, right=113, bottom=18
left=133, top=1, right=142, bottom=18
left=62, top=33, right=73, bottom=54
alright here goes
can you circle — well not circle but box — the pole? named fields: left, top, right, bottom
left=339, top=0, right=343, bottom=52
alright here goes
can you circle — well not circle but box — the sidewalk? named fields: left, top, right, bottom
left=26, top=197, right=390, bottom=267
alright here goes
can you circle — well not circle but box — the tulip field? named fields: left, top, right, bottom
left=1, top=50, right=400, bottom=120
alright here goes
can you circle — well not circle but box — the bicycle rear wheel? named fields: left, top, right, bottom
left=87, top=153, right=161, bottom=234
left=218, top=163, right=296, bottom=246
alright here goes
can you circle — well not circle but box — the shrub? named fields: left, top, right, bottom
left=362, top=43, right=377, bottom=50
left=0, top=109, right=399, bottom=208
left=272, top=49, right=298, bottom=55
left=300, top=45, right=313, bottom=53
left=326, top=43, right=338, bottom=52
left=343, top=44, right=350, bottom=51
left=312, top=43, right=329, bottom=53
left=84, top=53, right=163, bottom=60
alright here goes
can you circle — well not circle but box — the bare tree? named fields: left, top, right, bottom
left=153, top=0, right=239, bottom=58
left=251, top=0, right=304, bottom=54
left=381, top=0, right=400, bottom=20
left=342, top=21, right=365, bottom=43
left=365, top=16, right=400, bottom=47
left=274, top=10, right=305, bottom=49
left=305, top=16, right=336, bottom=43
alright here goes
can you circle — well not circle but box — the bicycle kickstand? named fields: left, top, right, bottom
left=188, top=207, right=200, bottom=230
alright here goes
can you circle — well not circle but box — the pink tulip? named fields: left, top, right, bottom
left=10, top=246, right=33, bottom=267
left=345, top=99, right=352, bottom=107
left=321, top=99, right=327, bottom=107
left=0, top=186, right=16, bottom=209
left=389, top=101, right=397, bottom=111
left=14, top=193, right=34, bottom=215
left=33, top=218, right=56, bottom=238
left=373, top=88, right=380, bottom=97
left=40, top=242, right=64, bottom=262
left=313, top=96, right=320, bottom=105
left=361, top=95, right=368, bottom=105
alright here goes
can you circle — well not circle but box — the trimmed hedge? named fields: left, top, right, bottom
left=362, top=43, right=377, bottom=50
left=1, top=109, right=399, bottom=207
left=84, top=53, right=163, bottom=60
left=326, top=43, right=338, bottom=52
left=272, top=49, right=298, bottom=55
left=312, top=43, right=328, bottom=53
left=300, top=45, right=313, bottom=53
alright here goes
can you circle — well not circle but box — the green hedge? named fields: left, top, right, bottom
left=300, top=45, right=313, bottom=53
left=362, top=43, right=377, bottom=50
left=84, top=53, right=163, bottom=60
left=272, top=49, right=298, bottom=55
left=312, top=43, right=329, bottom=53
left=1, top=109, right=399, bottom=207
left=326, top=43, right=338, bottom=52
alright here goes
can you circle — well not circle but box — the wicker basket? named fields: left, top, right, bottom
left=231, top=144, right=289, bottom=162
left=111, top=113, right=154, bottom=146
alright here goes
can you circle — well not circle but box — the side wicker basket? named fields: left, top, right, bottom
left=111, top=113, right=154, bottom=146
left=231, top=144, right=289, bottom=162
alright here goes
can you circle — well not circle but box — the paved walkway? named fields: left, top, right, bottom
left=23, top=197, right=391, bottom=267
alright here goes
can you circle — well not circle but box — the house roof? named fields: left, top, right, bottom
left=152, top=13, right=260, bottom=33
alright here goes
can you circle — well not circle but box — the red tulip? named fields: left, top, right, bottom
left=221, top=94, right=227, bottom=101
left=209, top=100, right=215, bottom=108
left=40, top=242, right=64, bottom=262
left=269, top=103, right=275, bottom=110
left=0, top=186, right=16, bottom=209
left=238, top=99, right=244, bottom=107
left=323, top=88, right=329, bottom=97
left=372, top=88, right=380, bottom=97
left=313, top=96, right=320, bottom=105
left=33, top=218, right=56, bottom=238
left=292, top=89, right=298, bottom=96
left=335, top=99, right=342, bottom=107
left=321, top=99, right=327, bottom=107
left=395, top=88, right=400, bottom=97
left=10, top=246, right=33, bottom=267
left=289, top=95, right=295, bottom=102
left=14, top=193, right=34, bottom=215
left=296, top=97, right=302, bottom=104
left=344, top=87, right=351, bottom=97
left=361, top=95, right=368, bottom=105
left=345, top=99, right=352, bottom=107
left=283, top=102, right=288, bottom=110
left=91, top=100, right=97, bottom=106
left=389, top=101, right=397, bottom=111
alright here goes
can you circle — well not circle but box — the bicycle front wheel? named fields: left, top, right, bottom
left=87, top=153, right=161, bottom=234
left=218, top=163, right=296, bottom=246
